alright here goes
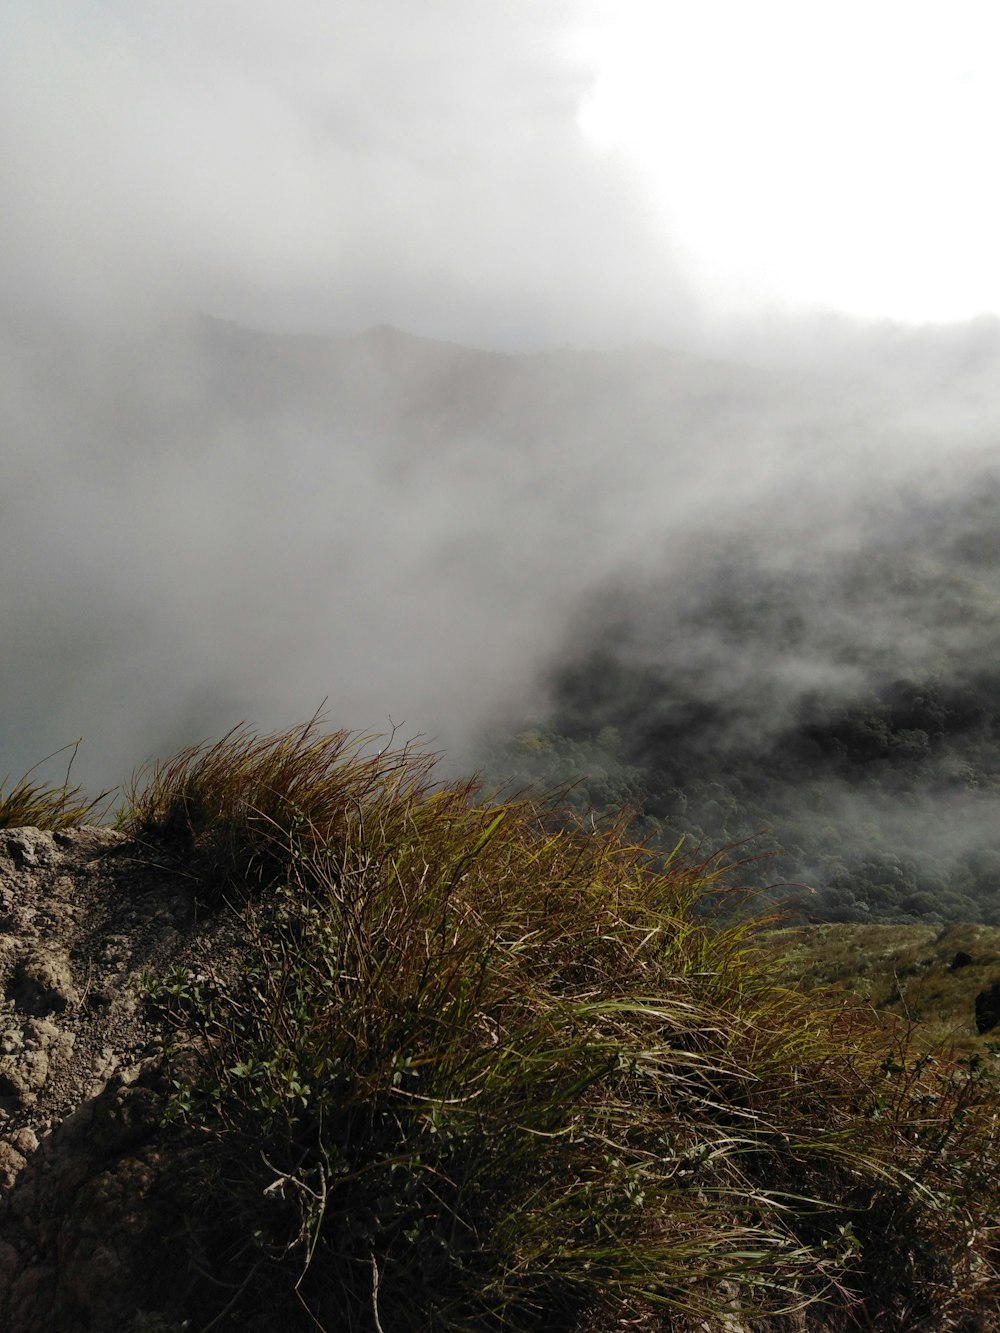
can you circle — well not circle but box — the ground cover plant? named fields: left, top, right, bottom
left=112, top=722, right=1000, bottom=1330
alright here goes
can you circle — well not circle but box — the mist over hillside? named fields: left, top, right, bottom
left=4, top=308, right=1000, bottom=926
left=486, top=470, right=1000, bottom=922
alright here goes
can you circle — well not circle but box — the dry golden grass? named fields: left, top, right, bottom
left=122, top=723, right=1000, bottom=1331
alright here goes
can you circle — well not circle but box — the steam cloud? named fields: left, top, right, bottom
left=3, top=0, right=1000, bottom=827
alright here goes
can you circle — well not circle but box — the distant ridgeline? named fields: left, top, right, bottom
left=485, top=481, right=1000, bottom=926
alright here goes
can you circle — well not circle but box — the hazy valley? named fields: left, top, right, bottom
left=8, top=309, right=1000, bottom=927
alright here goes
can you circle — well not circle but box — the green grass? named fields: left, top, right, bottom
left=119, top=722, right=1000, bottom=1331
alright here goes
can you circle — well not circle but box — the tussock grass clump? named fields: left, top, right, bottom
left=131, top=724, right=1000, bottom=1331
left=122, top=721, right=435, bottom=900
left=0, top=740, right=105, bottom=830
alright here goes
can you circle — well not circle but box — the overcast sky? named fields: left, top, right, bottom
left=5, top=1, right=1000, bottom=346
left=4, top=1, right=1000, bottom=796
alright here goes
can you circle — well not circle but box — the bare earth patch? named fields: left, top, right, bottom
left=0, top=826, right=239, bottom=1331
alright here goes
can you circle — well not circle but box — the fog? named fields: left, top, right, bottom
left=5, top=310, right=1000, bottom=805
left=3, top=1, right=1000, bottom=826
left=0, top=1, right=694, bottom=346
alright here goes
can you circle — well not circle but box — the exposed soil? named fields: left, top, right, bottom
left=0, top=825, right=237, bottom=1331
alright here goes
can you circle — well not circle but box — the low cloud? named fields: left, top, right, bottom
left=3, top=1, right=1000, bottom=820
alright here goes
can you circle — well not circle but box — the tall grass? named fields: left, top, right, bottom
left=126, top=722, right=1000, bottom=1330
left=0, top=739, right=106, bottom=830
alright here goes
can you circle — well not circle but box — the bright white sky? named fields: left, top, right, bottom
left=576, top=0, right=1000, bottom=323
left=2, top=0, right=999, bottom=341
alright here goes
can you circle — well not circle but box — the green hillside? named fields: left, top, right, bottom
left=768, top=920, right=1000, bottom=1052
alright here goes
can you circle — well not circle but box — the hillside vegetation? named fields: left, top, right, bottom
left=767, top=921, right=1000, bottom=1050
left=8, top=723, right=1000, bottom=1329
left=485, top=479, right=1000, bottom=928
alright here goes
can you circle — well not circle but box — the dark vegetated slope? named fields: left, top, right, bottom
left=485, top=476, right=1000, bottom=925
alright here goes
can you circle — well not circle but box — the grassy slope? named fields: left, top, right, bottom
left=768, top=921, right=1000, bottom=1052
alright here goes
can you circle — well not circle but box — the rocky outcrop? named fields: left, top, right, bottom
left=0, top=826, right=231, bottom=1331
